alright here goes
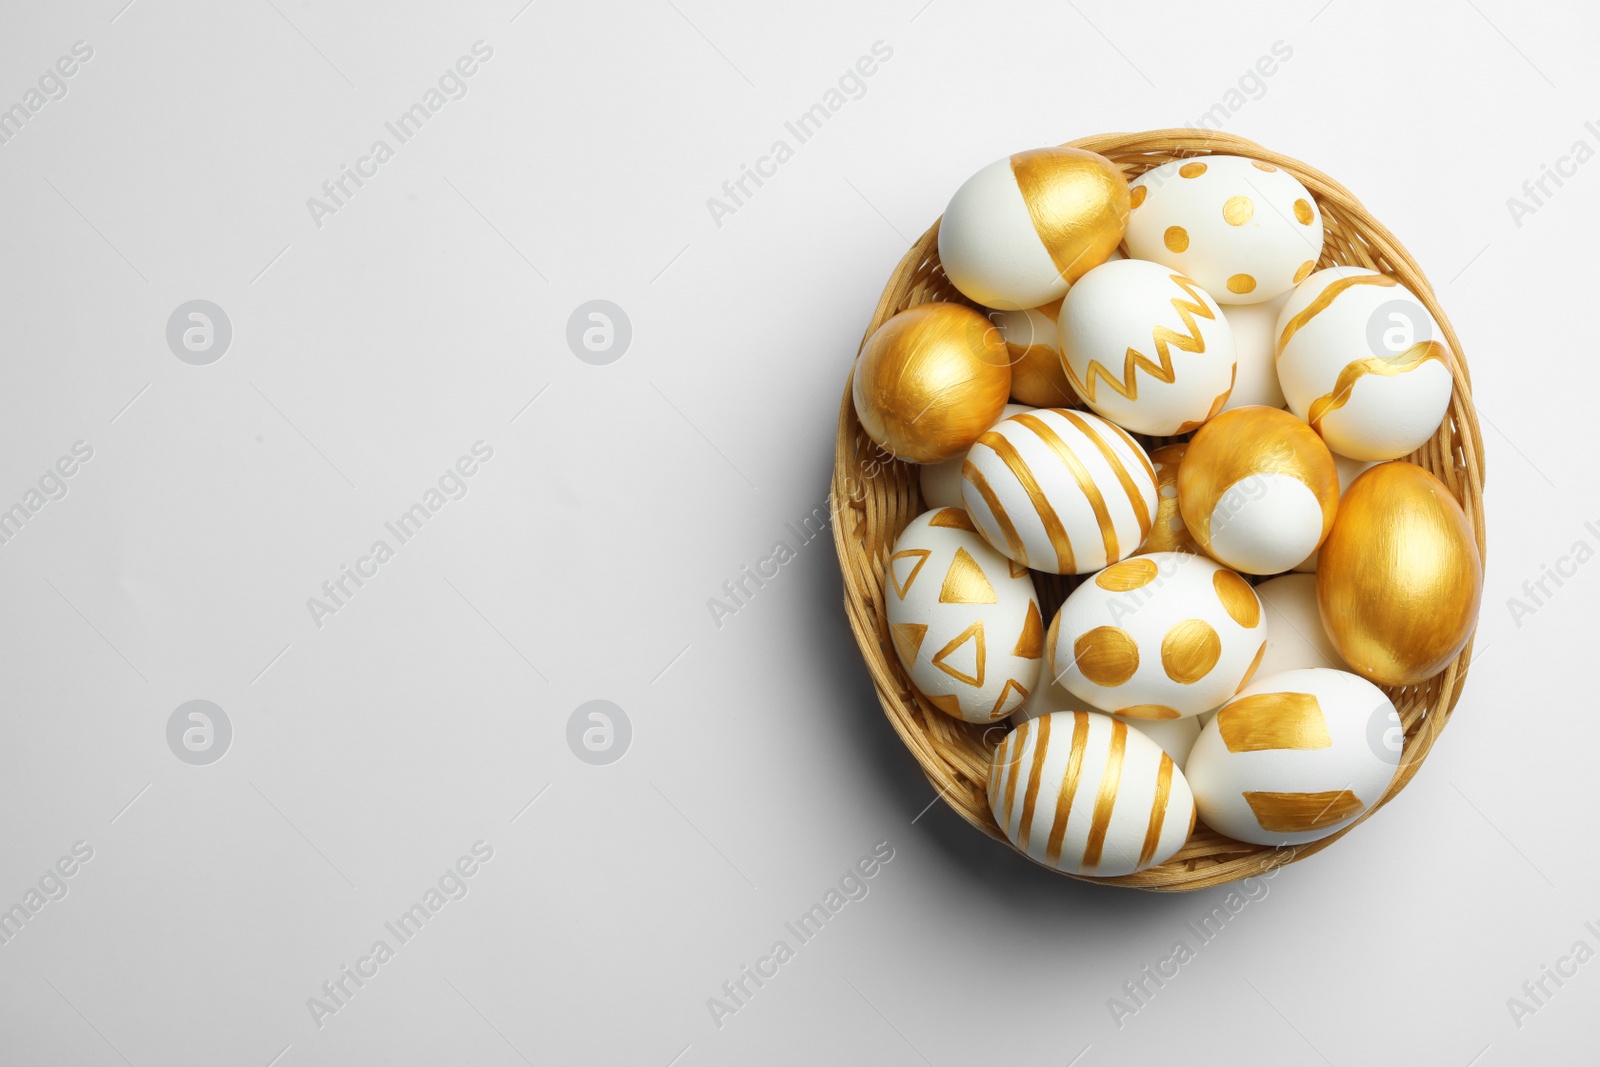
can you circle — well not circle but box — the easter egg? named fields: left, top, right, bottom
left=1317, top=462, right=1482, bottom=686
left=1185, top=668, right=1402, bottom=846
left=1254, top=574, right=1349, bottom=676
left=919, top=404, right=1032, bottom=510
left=886, top=507, right=1044, bottom=722
left=853, top=303, right=1011, bottom=463
left=1291, top=453, right=1376, bottom=573
left=1178, top=405, right=1339, bottom=575
left=1047, top=552, right=1267, bottom=719
left=1011, top=678, right=1201, bottom=771
left=1137, top=443, right=1199, bottom=557
left=1058, top=259, right=1238, bottom=436
left=1220, top=293, right=1289, bottom=411
left=939, top=146, right=1130, bottom=310
left=1125, top=155, right=1324, bottom=305
left=961, top=408, right=1159, bottom=575
left=988, top=710, right=1195, bottom=876
left=1276, top=267, right=1454, bottom=461
left=992, top=301, right=1077, bottom=408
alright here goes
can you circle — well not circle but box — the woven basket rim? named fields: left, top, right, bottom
left=830, top=129, right=1486, bottom=892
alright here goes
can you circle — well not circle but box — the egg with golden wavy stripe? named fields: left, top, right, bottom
left=1126, top=155, right=1324, bottom=306
left=1179, top=405, right=1339, bottom=575
left=1048, top=551, right=1266, bottom=719
left=1317, top=462, right=1482, bottom=686
left=886, top=508, right=1043, bottom=723
left=1185, top=667, right=1402, bottom=846
left=961, top=408, right=1158, bottom=575
left=853, top=303, right=1011, bottom=464
left=1136, top=443, right=1199, bottom=557
left=1058, top=259, right=1238, bottom=437
left=989, top=710, right=1195, bottom=876
left=1275, top=266, right=1454, bottom=461
left=939, top=146, right=1130, bottom=310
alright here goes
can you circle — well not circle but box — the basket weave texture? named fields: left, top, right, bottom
left=830, top=130, right=1487, bottom=891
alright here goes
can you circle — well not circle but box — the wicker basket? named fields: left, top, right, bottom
left=830, top=129, right=1486, bottom=891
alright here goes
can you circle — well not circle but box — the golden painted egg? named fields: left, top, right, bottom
left=939, top=146, right=1130, bottom=310
left=853, top=303, right=1011, bottom=464
left=991, top=299, right=1077, bottom=408
left=1178, top=405, right=1339, bottom=575
left=1137, top=443, right=1199, bottom=556
left=1317, top=462, right=1483, bottom=686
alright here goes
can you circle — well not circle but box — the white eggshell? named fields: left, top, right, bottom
left=1185, top=667, right=1402, bottom=846
left=1275, top=266, right=1454, bottom=461
left=961, top=408, right=1158, bottom=575
left=1058, top=259, right=1237, bottom=436
left=1126, top=155, right=1324, bottom=305
left=989, top=710, right=1195, bottom=876
left=1205, top=471, right=1328, bottom=576
left=1291, top=453, right=1376, bottom=572
left=1254, top=574, right=1348, bottom=676
left=886, top=508, right=1044, bottom=723
left=1047, top=552, right=1267, bottom=719
left=920, top=403, right=1033, bottom=510
left=1220, top=293, right=1289, bottom=410
left=938, top=156, right=1068, bottom=311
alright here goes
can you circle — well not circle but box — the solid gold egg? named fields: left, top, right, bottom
left=853, top=303, right=1012, bottom=463
left=1317, top=462, right=1482, bottom=686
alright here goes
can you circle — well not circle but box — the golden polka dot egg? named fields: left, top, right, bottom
left=886, top=507, right=1044, bottom=723
left=1185, top=667, right=1402, bottom=846
left=989, top=710, right=1195, bottom=876
left=1178, top=405, right=1339, bottom=575
left=1125, top=155, right=1324, bottom=305
left=939, top=146, right=1130, bottom=310
left=1276, top=266, right=1455, bottom=461
left=961, top=407, right=1159, bottom=575
left=1047, top=551, right=1266, bottom=720
left=1058, top=259, right=1238, bottom=437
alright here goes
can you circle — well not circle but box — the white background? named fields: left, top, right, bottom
left=0, top=1, right=1596, bottom=1064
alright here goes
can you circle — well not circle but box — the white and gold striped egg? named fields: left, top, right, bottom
left=1058, top=259, right=1238, bottom=436
left=989, top=710, right=1195, bottom=876
left=1276, top=267, right=1454, bottom=461
left=939, top=146, right=1130, bottom=310
left=1012, top=677, right=1202, bottom=771
left=1048, top=551, right=1267, bottom=720
left=960, top=408, right=1159, bottom=575
left=1125, top=155, right=1324, bottom=305
left=886, top=507, right=1044, bottom=723
left=1185, top=667, right=1402, bottom=845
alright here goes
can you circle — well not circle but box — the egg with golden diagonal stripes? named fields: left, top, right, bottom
left=1048, top=551, right=1266, bottom=719
left=939, top=146, right=1130, bottom=310
left=1125, top=155, right=1324, bottom=305
left=988, top=710, right=1196, bottom=876
left=960, top=408, right=1159, bottom=575
left=1058, top=259, right=1238, bottom=436
left=1185, top=668, right=1402, bottom=846
left=920, top=404, right=1034, bottom=510
left=1178, top=405, right=1340, bottom=575
left=1011, top=677, right=1202, bottom=771
left=1275, top=267, right=1454, bottom=461
left=1136, top=443, right=1199, bottom=557
left=885, top=507, right=1044, bottom=723
left=1317, top=461, right=1483, bottom=686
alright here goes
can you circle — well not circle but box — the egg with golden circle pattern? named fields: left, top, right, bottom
left=1125, top=155, right=1324, bottom=305
left=989, top=710, right=1196, bottom=876
left=1317, top=462, right=1482, bottom=686
left=1058, top=259, right=1238, bottom=437
left=939, top=146, right=1130, bottom=310
left=886, top=508, right=1044, bottom=723
left=961, top=407, right=1159, bottom=575
left=919, top=404, right=1033, bottom=510
left=1220, top=293, right=1289, bottom=411
left=1275, top=267, right=1454, bottom=461
left=1136, top=443, right=1199, bottom=557
left=991, top=301, right=1078, bottom=409
left=1185, top=667, right=1401, bottom=846
left=1011, top=677, right=1202, bottom=771
left=1178, top=405, right=1339, bottom=575
left=853, top=303, right=1011, bottom=464
left=1291, top=453, right=1376, bottom=573
left=1254, top=574, right=1349, bottom=678
left=1047, top=551, right=1267, bottom=720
